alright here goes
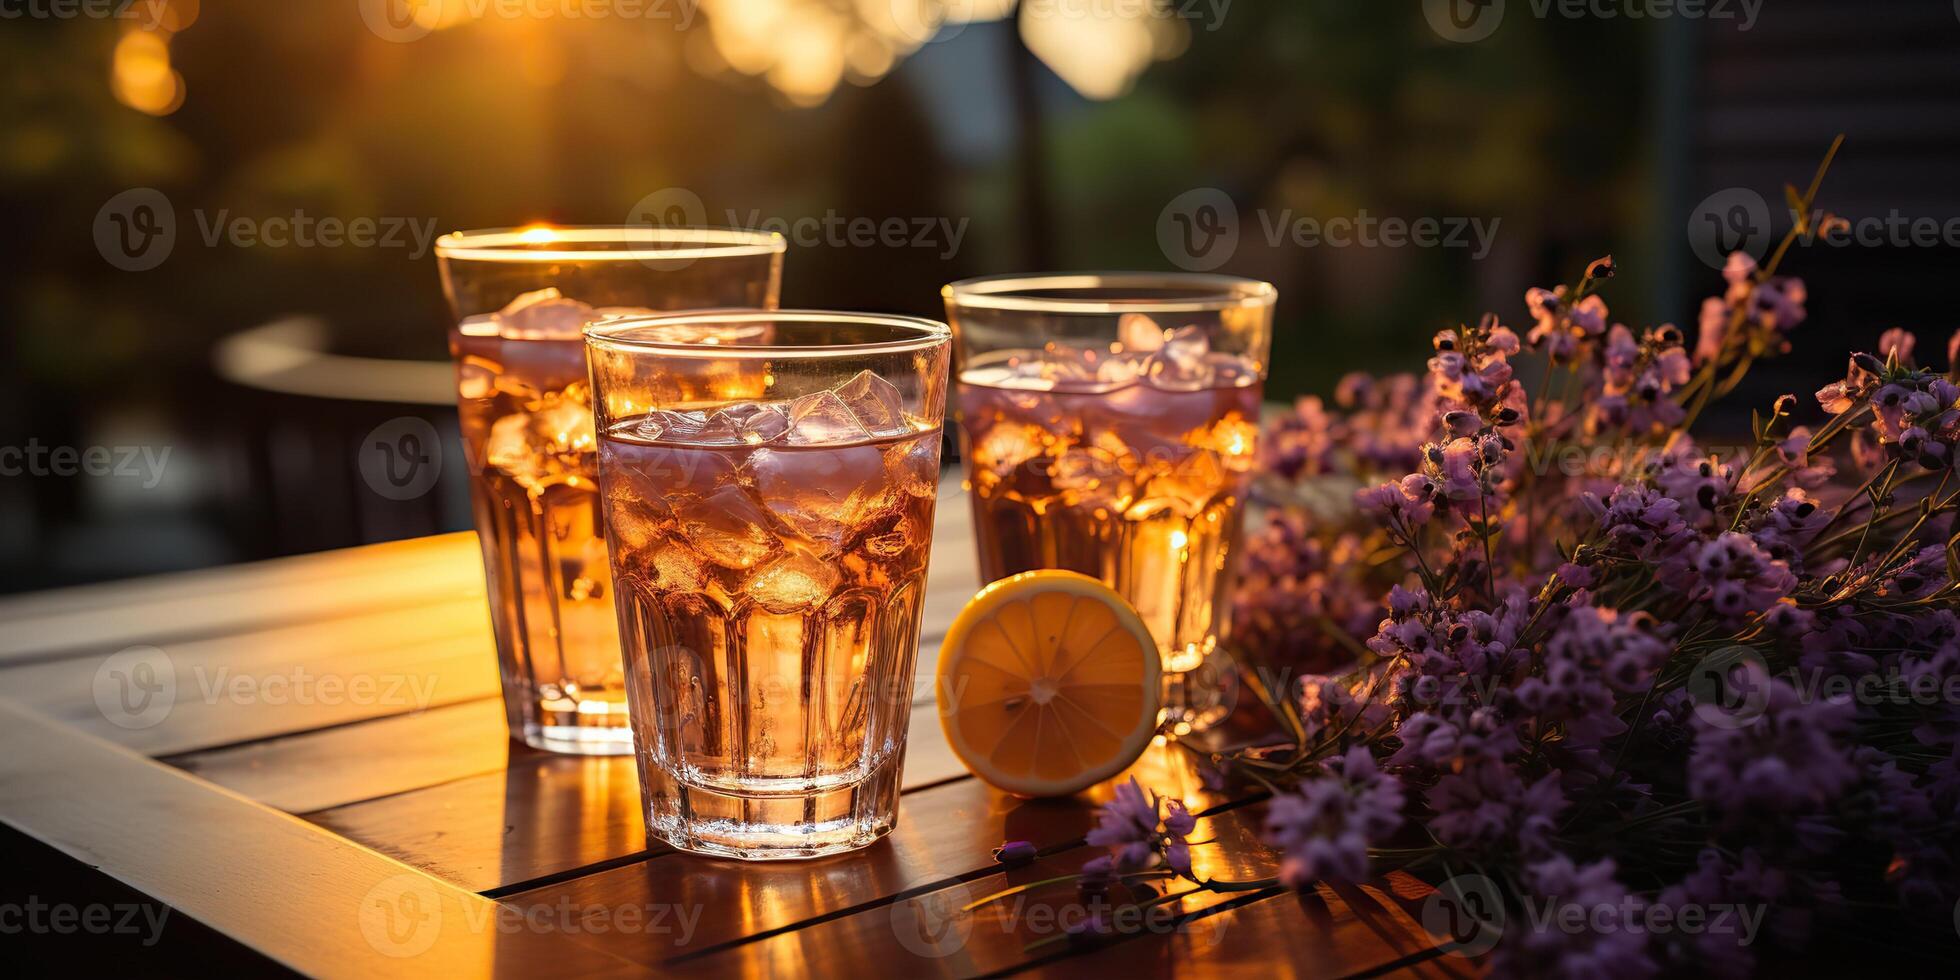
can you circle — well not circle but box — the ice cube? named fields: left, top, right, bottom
left=1139, top=449, right=1229, bottom=517
left=649, top=543, right=705, bottom=591
left=457, top=360, right=497, bottom=400
left=749, top=444, right=890, bottom=550
left=1143, top=326, right=1216, bottom=390
left=530, top=389, right=596, bottom=454
left=971, top=424, right=1047, bottom=481
left=633, top=409, right=710, bottom=443
left=834, top=370, right=909, bottom=436
left=707, top=402, right=790, bottom=445
left=1050, top=430, right=1135, bottom=506
left=486, top=413, right=542, bottom=484
left=1187, top=411, right=1260, bottom=473
left=495, top=287, right=598, bottom=340
left=864, top=518, right=914, bottom=559
left=883, top=434, right=941, bottom=498
left=604, top=487, right=671, bottom=555
left=747, top=552, right=841, bottom=614
left=677, top=486, right=781, bottom=569
left=786, top=390, right=874, bottom=445
left=1035, top=345, right=1100, bottom=386
left=1118, top=313, right=1167, bottom=352
left=1096, top=351, right=1147, bottom=386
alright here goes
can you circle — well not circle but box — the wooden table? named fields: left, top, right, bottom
left=0, top=491, right=1468, bottom=977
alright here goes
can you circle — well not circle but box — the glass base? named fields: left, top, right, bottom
left=503, top=683, right=635, bottom=755
left=519, top=721, right=635, bottom=756
left=1157, top=646, right=1238, bottom=736
left=642, top=753, right=902, bottom=861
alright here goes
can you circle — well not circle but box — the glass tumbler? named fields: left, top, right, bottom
left=434, top=227, right=785, bottom=755
left=943, top=273, right=1276, bottom=734
left=586, top=311, right=951, bottom=860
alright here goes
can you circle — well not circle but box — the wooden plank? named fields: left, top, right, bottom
left=0, top=697, right=648, bottom=978
left=501, top=745, right=1236, bottom=968
left=167, top=632, right=964, bottom=818
left=0, top=532, right=477, bottom=620
left=1063, top=876, right=1474, bottom=979
left=499, top=774, right=1104, bottom=963
left=0, top=604, right=500, bottom=757
left=161, top=499, right=978, bottom=812
left=0, top=533, right=486, bottom=663
left=666, top=799, right=1434, bottom=978
left=306, top=702, right=969, bottom=893
left=167, top=697, right=514, bottom=814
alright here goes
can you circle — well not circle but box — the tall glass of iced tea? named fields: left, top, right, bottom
left=434, top=227, right=785, bottom=755
left=586, top=310, right=951, bottom=859
left=943, top=274, right=1276, bottom=734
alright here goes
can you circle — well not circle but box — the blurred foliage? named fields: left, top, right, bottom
left=0, top=3, right=1665, bottom=586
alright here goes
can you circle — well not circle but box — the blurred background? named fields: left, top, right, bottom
left=5, top=0, right=1959, bottom=591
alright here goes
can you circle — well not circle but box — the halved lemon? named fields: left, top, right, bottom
left=936, top=570, right=1162, bottom=798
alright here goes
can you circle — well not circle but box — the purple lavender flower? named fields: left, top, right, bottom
left=1082, top=778, right=1196, bottom=881
left=992, top=840, right=1037, bottom=864
left=1427, top=760, right=1565, bottom=854
left=1696, top=252, right=1808, bottom=368
left=1494, top=856, right=1657, bottom=980
left=1689, top=532, right=1798, bottom=624
left=1263, top=746, right=1404, bottom=888
left=1689, top=676, right=1857, bottom=821
left=1085, top=778, right=1166, bottom=870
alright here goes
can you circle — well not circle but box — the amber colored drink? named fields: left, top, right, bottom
left=437, top=227, right=784, bottom=755
left=452, top=309, right=624, bottom=752
left=955, top=333, right=1262, bottom=684
left=588, top=310, right=951, bottom=860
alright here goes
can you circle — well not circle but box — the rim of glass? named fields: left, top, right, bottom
left=434, top=226, right=787, bottom=262
left=585, top=310, right=952, bottom=359
left=942, top=272, right=1277, bottom=314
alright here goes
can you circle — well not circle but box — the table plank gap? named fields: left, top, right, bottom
left=500, top=744, right=1240, bottom=970
left=166, top=696, right=515, bottom=813
left=301, top=701, right=971, bottom=893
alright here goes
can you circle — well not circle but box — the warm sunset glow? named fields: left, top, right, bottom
left=1018, top=0, right=1188, bottom=101
left=696, top=0, right=1036, bottom=104
left=111, top=29, right=184, bottom=116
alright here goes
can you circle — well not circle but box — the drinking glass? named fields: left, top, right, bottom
left=434, top=227, right=785, bottom=755
left=586, top=310, right=951, bottom=860
left=943, top=273, right=1276, bottom=734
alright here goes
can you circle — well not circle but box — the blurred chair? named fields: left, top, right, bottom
left=214, top=317, right=471, bottom=555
